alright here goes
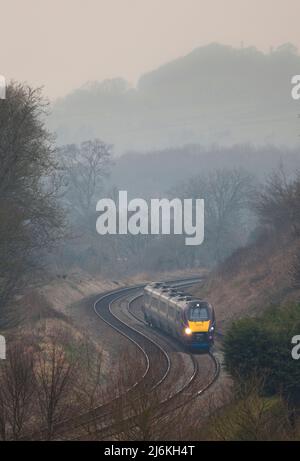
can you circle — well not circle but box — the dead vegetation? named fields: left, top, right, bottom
left=0, top=325, right=109, bottom=440
left=199, top=377, right=299, bottom=441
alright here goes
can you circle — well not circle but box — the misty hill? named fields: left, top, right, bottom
left=49, top=43, right=300, bottom=153
left=109, top=144, right=300, bottom=198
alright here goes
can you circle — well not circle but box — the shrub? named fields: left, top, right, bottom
left=224, top=304, right=300, bottom=407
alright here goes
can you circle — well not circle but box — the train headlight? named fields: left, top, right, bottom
left=185, top=327, right=192, bottom=335
left=210, top=326, right=215, bottom=332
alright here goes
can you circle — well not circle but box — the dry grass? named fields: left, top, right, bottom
left=190, top=236, right=300, bottom=333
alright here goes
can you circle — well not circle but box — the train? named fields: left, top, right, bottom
left=142, top=282, right=216, bottom=351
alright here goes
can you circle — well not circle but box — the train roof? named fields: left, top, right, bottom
left=144, top=283, right=212, bottom=311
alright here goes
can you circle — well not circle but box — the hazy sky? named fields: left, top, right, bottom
left=1, top=0, right=300, bottom=100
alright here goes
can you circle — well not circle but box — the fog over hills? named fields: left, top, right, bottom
left=108, top=144, right=300, bottom=198
left=49, top=43, right=300, bottom=153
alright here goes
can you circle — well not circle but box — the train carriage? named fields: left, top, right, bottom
left=142, top=282, right=215, bottom=351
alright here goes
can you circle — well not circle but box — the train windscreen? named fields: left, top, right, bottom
left=189, top=303, right=209, bottom=321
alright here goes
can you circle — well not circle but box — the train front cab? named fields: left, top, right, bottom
left=182, top=300, right=215, bottom=351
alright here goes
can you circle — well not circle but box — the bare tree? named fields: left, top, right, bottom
left=61, top=139, right=112, bottom=218
left=35, top=332, right=75, bottom=440
left=173, top=168, right=254, bottom=264
left=0, top=340, right=36, bottom=440
left=73, top=339, right=104, bottom=436
left=55, top=139, right=113, bottom=274
left=254, top=166, right=300, bottom=237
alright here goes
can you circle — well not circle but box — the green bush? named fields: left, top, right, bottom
left=224, top=304, right=300, bottom=406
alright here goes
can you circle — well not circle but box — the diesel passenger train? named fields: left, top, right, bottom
left=142, top=282, right=216, bottom=350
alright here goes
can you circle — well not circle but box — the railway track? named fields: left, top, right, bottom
left=35, top=277, right=220, bottom=440
left=123, top=290, right=220, bottom=412
left=77, top=278, right=219, bottom=440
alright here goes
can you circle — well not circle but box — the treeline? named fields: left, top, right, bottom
left=53, top=143, right=300, bottom=279
left=3, top=81, right=298, bottom=285
left=110, top=144, right=300, bottom=198
left=1, top=81, right=300, bottom=317
left=55, top=161, right=256, bottom=275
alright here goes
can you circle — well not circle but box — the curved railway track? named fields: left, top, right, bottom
left=123, top=290, right=220, bottom=409
left=74, top=278, right=219, bottom=440
left=39, top=277, right=220, bottom=440
left=94, top=288, right=172, bottom=392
